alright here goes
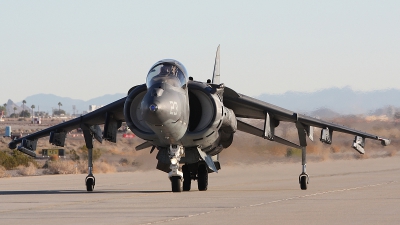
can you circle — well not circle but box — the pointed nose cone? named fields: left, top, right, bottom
left=141, top=87, right=170, bottom=125
left=140, top=85, right=188, bottom=144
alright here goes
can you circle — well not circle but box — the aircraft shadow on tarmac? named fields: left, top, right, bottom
left=0, top=190, right=170, bottom=195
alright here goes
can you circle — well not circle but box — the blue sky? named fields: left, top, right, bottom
left=1, top=0, right=399, bottom=104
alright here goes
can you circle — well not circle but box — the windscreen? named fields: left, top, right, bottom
left=146, top=62, right=187, bottom=89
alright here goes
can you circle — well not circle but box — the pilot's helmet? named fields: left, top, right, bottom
left=160, top=64, right=172, bottom=75
left=159, top=64, right=177, bottom=76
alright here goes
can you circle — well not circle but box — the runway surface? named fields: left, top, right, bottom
left=1, top=156, right=400, bottom=225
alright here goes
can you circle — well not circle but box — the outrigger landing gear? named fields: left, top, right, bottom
left=296, top=122, right=311, bottom=190
left=86, top=174, right=95, bottom=191
left=299, top=146, right=309, bottom=190
left=83, top=125, right=95, bottom=192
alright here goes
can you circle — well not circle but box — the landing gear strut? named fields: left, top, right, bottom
left=296, top=122, right=311, bottom=190
left=83, top=126, right=95, bottom=192
left=299, top=147, right=309, bottom=190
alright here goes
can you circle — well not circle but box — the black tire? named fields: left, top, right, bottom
left=300, top=175, right=307, bottom=190
left=86, top=177, right=95, bottom=192
left=197, top=164, right=208, bottom=191
left=182, top=165, right=191, bottom=191
left=171, top=176, right=182, bottom=192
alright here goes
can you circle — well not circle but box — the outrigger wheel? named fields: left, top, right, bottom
left=86, top=175, right=95, bottom=192
left=299, top=173, right=309, bottom=190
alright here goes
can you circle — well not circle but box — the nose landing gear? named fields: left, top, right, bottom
left=168, top=145, right=184, bottom=192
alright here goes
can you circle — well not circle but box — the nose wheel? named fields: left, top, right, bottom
left=170, top=176, right=182, bottom=192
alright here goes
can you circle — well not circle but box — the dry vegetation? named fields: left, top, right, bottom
left=0, top=165, right=11, bottom=178
left=0, top=116, right=399, bottom=178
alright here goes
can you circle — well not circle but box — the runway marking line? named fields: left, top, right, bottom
left=0, top=190, right=168, bottom=214
left=140, top=180, right=398, bottom=225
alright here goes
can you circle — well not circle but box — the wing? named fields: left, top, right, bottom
left=223, top=87, right=391, bottom=152
left=8, top=96, right=127, bottom=154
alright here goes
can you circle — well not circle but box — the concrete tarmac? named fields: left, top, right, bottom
left=1, top=156, right=400, bottom=225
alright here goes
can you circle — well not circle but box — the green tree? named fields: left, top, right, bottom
left=2, top=103, right=6, bottom=116
left=19, top=110, right=30, bottom=118
left=58, top=102, right=62, bottom=112
left=53, top=109, right=66, bottom=116
left=21, top=100, right=27, bottom=117
left=0, top=106, right=5, bottom=116
left=13, top=107, right=17, bottom=118
left=31, top=105, right=35, bottom=119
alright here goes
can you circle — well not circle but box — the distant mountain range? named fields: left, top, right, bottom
left=5, top=93, right=126, bottom=115
left=256, top=86, right=400, bottom=116
left=4, top=87, right=400, bottom=117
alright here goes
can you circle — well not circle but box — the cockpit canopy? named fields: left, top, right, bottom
left=146, top=59, right=188, bottom=89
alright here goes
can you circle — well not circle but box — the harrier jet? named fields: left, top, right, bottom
left=9, top=46, right=391, bottom=192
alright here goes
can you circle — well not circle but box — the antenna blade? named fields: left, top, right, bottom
left=212, top=45, right=220, bottom=84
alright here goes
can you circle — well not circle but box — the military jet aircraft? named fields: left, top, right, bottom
left=8, top=46, right=391, bottom=192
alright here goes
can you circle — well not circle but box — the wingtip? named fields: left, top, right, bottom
left=378, top=137, right=391, bottom=146
left=8, top=141, right=17, bottom=149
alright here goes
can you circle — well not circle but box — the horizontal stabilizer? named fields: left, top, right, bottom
left=135, top=141, right=153, bottom=151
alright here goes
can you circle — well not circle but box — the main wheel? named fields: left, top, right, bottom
left=182, top=165, right=191, bottom=191
left=197, top=164, right=208, bottom=191
left=171, top=176, right=182, bottom=192
left=300, top=175, right=307, bottom=190
left=86, top=176, right=95, bottom=192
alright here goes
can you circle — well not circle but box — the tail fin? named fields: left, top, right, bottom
left=212, top=45, right=220, bottom=84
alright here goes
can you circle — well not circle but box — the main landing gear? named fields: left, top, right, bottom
left=180, top=163, right=209, bottom=192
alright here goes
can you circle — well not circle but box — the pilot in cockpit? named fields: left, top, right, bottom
left=146, top=62, right=186, bottom=89
left=159, top=64, right=177, bottom=76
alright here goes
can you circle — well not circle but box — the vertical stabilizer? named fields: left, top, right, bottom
left=212, top=45, right=220, bottom=84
